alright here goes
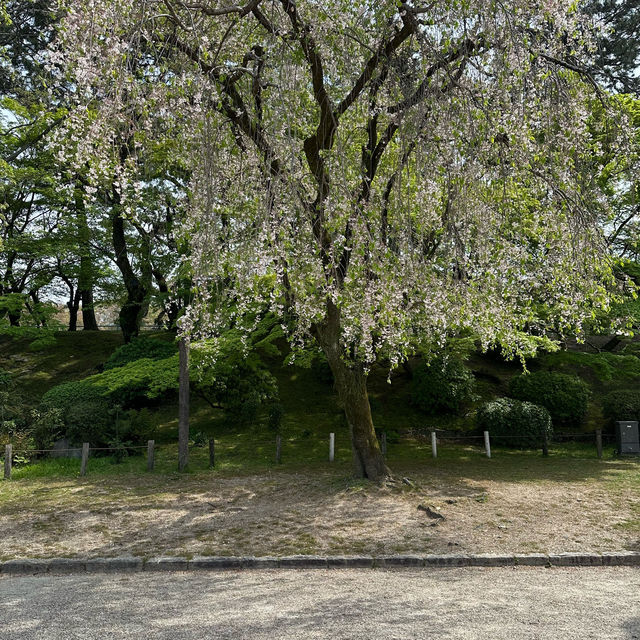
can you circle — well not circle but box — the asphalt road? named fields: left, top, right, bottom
left=1, top=567, right=639, bottom=639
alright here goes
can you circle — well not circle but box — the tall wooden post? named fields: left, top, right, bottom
left=80, top=443, right=90, bottom=476
left=596, top=429, right=603, bottom=460
left=209, top=438, right=215, bottom=468
left=4, top=444, right=11, bottom=480
left=484, top=431, right=491, bottom=458
left=147, top=440, right=155, bottom=471
left=178, top=338, right=190, bottom=472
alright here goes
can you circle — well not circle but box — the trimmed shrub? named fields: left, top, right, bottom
left=104, top=337, right=177, bottom=370
left=602, top=390, right=640, bottom=426
left=411, top=356, right=475, bottom=415
left=508, top=371, right=590, bottom=428
left=476, top=398, right=553, bottom=448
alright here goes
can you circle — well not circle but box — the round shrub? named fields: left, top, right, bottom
left=602, top=390, right=640, bottom=426
left=411, top=356, right=475, bottom=415
left=104, top=337, right=177, bottom=370
left=508, top=371, right=590, bottom=428
left=476, top=398, right=553, bottom=448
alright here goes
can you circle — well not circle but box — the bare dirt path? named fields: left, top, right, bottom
left=1, top=567, right=638, bottom=639
left=1, top=456, right=639, bottom=560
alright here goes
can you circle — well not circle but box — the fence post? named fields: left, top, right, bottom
left=381, top=431, right=387, bottom=458
left=542, top=431, right=549, bottom=457
left=596, top=429, right=603, bottom=460
left=80, top=442, right=90, bottom=476
left=4, top=444, right=11, bottom=480
left=209, top=438, right=215, bottom=468
left=276, top=434, right=282, bottom=464
left=329, top=433, right=335, bottom=462
left=431, top=431, right=438, bottom=459
left=483, top=431, right=491, bottom=459
left=147, top=440, right=155, bottom=471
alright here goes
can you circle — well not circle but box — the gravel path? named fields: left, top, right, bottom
left=1, top=567, right=639, bottom=639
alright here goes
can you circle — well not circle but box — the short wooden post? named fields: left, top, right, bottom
left=4, top=444, right=11, bottom=480
left=484, top=431, right=491, bottom=459
left=596, top=429, right=603, bottom=460
left=147, top=440, right=155, bottom=471
left=542, top=431, right=549, bottom=457
left=431, top=431, right=438, bottom=459
left=275, top=434, right=282, bottom=464
left=381, top=431, right=387, bottom=458
left=209, top=438, right=215, bottom=468
left=329, top=433, right=335, bottom=462
left=80, top=442, right=90, bottom=476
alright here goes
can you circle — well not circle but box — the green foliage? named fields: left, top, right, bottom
left=541, top=350, right=640, bottom=382
left=87, top=356, right=179, bottom=405
left=602, top=390, right=640, bottom=426
left=476, top=398, right=553, bottom=448
left=267, top=403, right=284, bottom=433
left=191, top=326, right=280, bottom=425
left=0, top=368, right=11, bottom=389
left=104, top=337, right=177, bottom=370
left=29, top=407, right=64, bottom=450
left=28, top=335, right=57, bottom=351
left=411, top=356, right=476, bottom=415
left=310, top=353, right=333, bottom=385
left=508, top=370, right=591, bottom=428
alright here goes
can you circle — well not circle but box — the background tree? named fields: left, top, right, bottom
left=57, top=0, right=622, bottom=479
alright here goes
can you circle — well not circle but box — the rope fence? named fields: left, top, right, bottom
left=0, top=427, right=628, bottom=480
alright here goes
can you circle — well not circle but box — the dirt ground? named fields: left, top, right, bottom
left=1, top=454, right=639, bottom=559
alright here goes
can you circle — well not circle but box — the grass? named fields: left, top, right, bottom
left=1, top=441, right=638, bottom=560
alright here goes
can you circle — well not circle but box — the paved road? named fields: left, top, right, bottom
left=1, top=567, right=639, bottom=639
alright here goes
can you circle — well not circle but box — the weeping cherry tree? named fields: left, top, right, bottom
left=54, top=0, right=623, bottom=480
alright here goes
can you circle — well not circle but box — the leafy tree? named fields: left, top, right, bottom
left=584, top=0, right=640, bottom=94
left=57, top=1, right=623, bottom=479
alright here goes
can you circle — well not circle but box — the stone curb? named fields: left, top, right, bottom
left=1, top=553, right=639, bottom=576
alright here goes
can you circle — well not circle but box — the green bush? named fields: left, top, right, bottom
left=411, top=356, right=475, bottom=415
left=104, top=337, right=177, bottom=370
left=28, top=335, right=57, bottom=351
left=476, top=398, right=553, bottom=448
left=508, top=371, right=590, bottom=428
left=602, top=390, right=640, bottom=426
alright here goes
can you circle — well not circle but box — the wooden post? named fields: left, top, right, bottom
left=484, top=431, right=491, bottom=459
left=209, top=438, right=215, bottom=468
left=80, top=442, right=90, bottom=476
left=4, top=444, right=11, bottom=480
left=596, top=429, right=603, bottom=460
left=431, top=431, right=437, bottom=459
left=276, top=434, right=282, bottom=464
left=329, top=433, right=335, bottom=462
left=542, top=431, right=549, bottom=457
left=147, top=440, right=155, bottom=471
left=381, top=431, right=387, bottom=458
left=178, top=337, right=190, bottom=472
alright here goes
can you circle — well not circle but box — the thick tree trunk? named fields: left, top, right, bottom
left=112, top=210, right=150, bottom=343
left=178, top=338, right=190, bottom=471
left=315, top=301, right=389, bottom=481
left=80, top=284, right=99, bottom=331
left=68, top=288, right=80, bottom=331
left=75, top=185, right=99, bottom=331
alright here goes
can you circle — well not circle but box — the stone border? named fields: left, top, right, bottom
left=1, top=553, right=639, bottom=575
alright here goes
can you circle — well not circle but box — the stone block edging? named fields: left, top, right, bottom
left=1, top=553, right=639, bottom=575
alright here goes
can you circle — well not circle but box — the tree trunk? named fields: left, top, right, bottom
left=68, top=288, right=80, bottom=331
left=111, top=210, right=149, bottom=343
left=315, top=301, right=389, bottom=481
left=75, top=184, right=99, bottom=331
left=80, top=284, right=99, bottom=331
left=178, top=338, right=190, bottom=472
